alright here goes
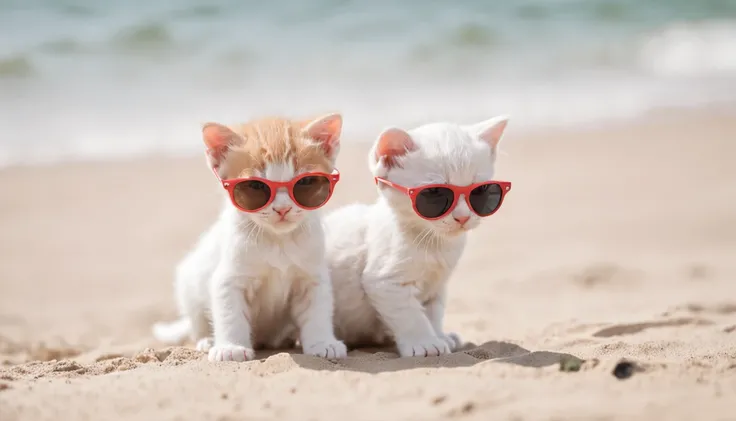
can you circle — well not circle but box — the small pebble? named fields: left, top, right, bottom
left=460, top=402, right=475, bottom=413
left=559, top=355, right=584, bottom=372
left=431, top=395, right=447, bottom=405
left=612, top=361, right=636, bottom=379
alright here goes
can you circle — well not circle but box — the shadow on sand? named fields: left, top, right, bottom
left=253, top=340, right=580, bottom=373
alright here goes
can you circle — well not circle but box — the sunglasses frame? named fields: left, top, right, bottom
left=213, top=168, right=341, bottom=213
left=375, top=177, right=512, bottom=220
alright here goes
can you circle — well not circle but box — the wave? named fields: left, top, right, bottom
left=0, top=55, right=34, bottom=78
left=18, top=19, right=735, bottom=82
left=110, top=22, right=176, bottom=52
left=639, top=20, right=736, bottom=77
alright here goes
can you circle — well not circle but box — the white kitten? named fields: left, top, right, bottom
left=325, top=116, right=511, bottom=357
left=153, top=115, right=348, bottom=362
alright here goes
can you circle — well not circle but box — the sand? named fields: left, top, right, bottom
left=1, top=107, right=735, bottom=421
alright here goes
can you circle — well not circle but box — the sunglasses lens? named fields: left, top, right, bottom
left=469, top=183, right=503, bottom=216
left=415, top=187, right=455, bottom=218
left=293, top=175, right=331, bottom=208
left=232, top=180, right=272, bottom=211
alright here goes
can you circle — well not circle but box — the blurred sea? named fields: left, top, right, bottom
left=1, top=0, right=736, bottom=167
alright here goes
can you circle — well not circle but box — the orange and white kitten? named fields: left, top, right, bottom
left=153, top=114, right=347, bottom=362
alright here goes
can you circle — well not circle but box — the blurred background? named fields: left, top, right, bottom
left=2, top=2, right=736, bottom=418
left=1, top=0, right=735, bottom=166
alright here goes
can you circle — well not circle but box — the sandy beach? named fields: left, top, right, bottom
left=1, top=107, right=735, bottom=421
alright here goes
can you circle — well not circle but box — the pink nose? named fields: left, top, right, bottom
left=454, top=215, right=470, bottom=226
left=273, top=206, right=292, bottom=217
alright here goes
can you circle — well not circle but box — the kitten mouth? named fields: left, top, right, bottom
left=265, top=218, right=298, bottom=233
left=449, top=225, right=469, bottom=235
left=273, top=216, right=298, bottom=225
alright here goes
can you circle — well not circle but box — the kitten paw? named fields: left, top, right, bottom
left=440, top=332, right=463, bottom=351
left=303, top=339, right=348, bottom=359
left=195, top=337, right=214, bottom=352
left=207, top=344, right=255, bottom=362
left=397, top=337, right=451, bottom=358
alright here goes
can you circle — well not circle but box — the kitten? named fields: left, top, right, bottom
left=153, top=114, right=348, bottom=361
left=325, top=116, right=510, bottom=357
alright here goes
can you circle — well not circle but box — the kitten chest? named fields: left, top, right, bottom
left=412, top=248, right=462, bottom=303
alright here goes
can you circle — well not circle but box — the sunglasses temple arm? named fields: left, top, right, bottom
left=211, top=166, right=230, bottom=188
left=375, top=177, right=411, bottom=195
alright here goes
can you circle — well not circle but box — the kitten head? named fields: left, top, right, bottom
left=369, top=115, right=509, bottom=238
left=202, top=113, right=342, bottom=234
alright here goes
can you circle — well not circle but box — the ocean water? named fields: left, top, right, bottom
left=1, top=0, right=736, bottom=167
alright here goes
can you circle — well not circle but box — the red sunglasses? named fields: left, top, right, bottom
left=214, top=168, right=340, bottom=213
left=375, top=177, right=512, bottom=220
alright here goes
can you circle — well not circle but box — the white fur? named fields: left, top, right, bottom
left=325, top=116, right=509, bottom=357
left=153, top=160, right=347, bottom=362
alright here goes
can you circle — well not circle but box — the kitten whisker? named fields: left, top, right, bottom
left=302, top=220, right=312, bottom=235
left=413, top=228, right=430, bottom=248
left=414, top=228, right=437, bottom=261
left=239, top=219, right=264, bottom=246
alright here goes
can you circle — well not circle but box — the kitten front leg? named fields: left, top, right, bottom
left=425, top=285, right=462, bottom=352
left=364, top=278, right=450, bottom=357
left=290, top=268, right=347, bottom=359
left=207, top=268, right=255, bottom=362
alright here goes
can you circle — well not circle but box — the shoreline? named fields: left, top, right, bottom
left=2, top=101, right=735, bottom=173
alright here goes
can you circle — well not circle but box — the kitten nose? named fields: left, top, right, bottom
left=273, top=206, right=292, bottom=217
left=454, top=215, right=470, bottom=226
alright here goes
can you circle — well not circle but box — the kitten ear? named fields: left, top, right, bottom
left=467, top=115, right=509, bottom=150
left=202, top=122, right=240, bottom=169
left=303, top=113, right=342, bottom=160
left=373, top=127, right=417, bottom=169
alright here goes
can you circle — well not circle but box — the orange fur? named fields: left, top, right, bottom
left=221, top=117, right=334, bottom=179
